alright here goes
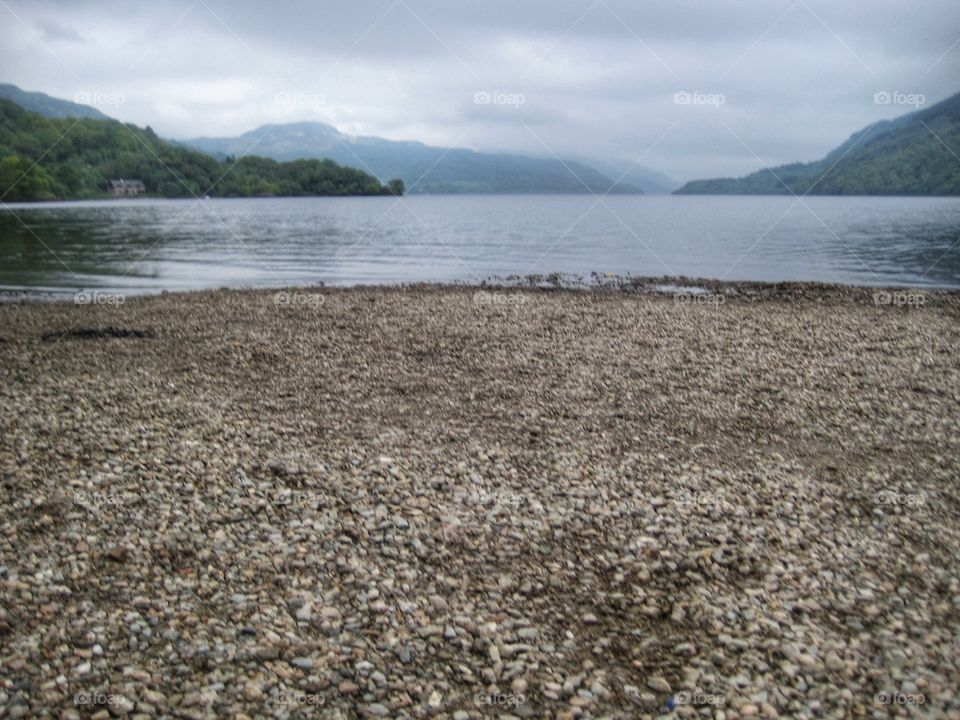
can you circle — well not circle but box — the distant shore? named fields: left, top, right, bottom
left=1, top=284, right=958, bottom=718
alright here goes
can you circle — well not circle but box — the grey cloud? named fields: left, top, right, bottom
left=36, top=18, right=86, bottom=43
left=1, top=0, right=958, bottom=181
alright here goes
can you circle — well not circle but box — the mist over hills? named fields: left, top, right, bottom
left=182, top=123, right=645, bottom=195
left=6, top=81, right=958, bottom=197
left=676, top=91, right=960, bottom=196
left=575, top=158, right=679, bottom=194
left=0, top=84, right=660, bottom=195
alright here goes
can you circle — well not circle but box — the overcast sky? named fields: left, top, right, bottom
left=1, top=0, right=958, bottom=181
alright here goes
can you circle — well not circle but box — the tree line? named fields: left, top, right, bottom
left=0, top=100, right=404, bottom=201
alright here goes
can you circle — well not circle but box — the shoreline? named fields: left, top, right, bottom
left=3, top=274, right=960, bottom=306
left=2, top=285, right=959, bottom=718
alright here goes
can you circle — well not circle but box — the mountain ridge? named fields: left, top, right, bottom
left=181, top=122, right=645, bottom=195
left=0, top=83, right=110, bottom=121
left=675, top=91, right=960, bottom=196
left=0, top=84, right=664, bottom=195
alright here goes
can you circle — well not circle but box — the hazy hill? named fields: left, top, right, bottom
left=676, top=91, right=960, bottom=196
left=0, top=83, right=111, bottom=120
left=183, top=122, right=643, bottom=195
left=576, top=157, right=678, bottom=194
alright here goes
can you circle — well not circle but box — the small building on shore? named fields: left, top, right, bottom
left=108, top=179, right=145, bottom=197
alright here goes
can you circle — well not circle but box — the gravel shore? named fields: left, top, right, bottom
left=1, top=281, right=959, bottom=719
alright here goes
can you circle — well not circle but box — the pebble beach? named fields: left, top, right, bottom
left=1, top=281, right=959, bottom=719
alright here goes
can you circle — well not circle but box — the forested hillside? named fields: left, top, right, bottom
left=676, top=92, right=960, bottom=196
left=0, top=100, right=399, bottom=201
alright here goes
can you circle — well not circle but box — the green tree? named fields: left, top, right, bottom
left=0, top=155, right=59, bottom=201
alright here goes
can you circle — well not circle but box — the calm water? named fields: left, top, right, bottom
left=1, top=195, right=959, bottom=294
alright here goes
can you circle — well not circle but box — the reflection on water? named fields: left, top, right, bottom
left=1, top=195, right=959, bottom=294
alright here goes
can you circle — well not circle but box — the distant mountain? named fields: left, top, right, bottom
left=676, top=91, right=960, bottom=196
left=0, top=83, right=110, bottom=120
left=576, top=157, right=678, bottom=194
left=182, top=123, right=642, bottom=195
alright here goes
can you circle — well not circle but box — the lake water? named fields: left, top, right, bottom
left=1, top=195, right=959, bottom=295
